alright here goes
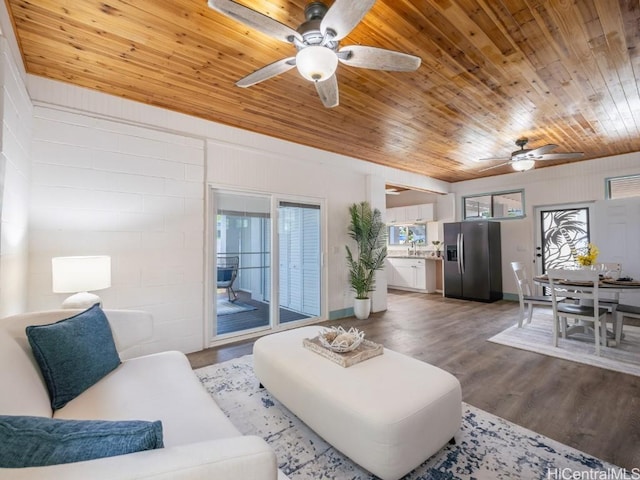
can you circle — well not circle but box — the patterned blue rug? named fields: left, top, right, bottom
left=196, top=355, right=617, bottom=479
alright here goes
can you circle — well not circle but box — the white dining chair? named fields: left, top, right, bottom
left=594, top=262, right=622, bottom=311
left=547, top=268, right=609, bottom=356
left=614, top=303, right=640, bottom=345
left=511, top=262, right=556, bottom=327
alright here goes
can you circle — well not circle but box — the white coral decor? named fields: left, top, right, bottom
left=318, top=326, right=365, bottom=353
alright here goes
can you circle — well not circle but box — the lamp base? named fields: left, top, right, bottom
left=61, top=292, right=102, bottom=309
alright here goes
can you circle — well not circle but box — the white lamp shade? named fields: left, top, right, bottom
left=296, top=46, right=338, bottom=82
left=52, top=256, right=111, bottom=293
left=512, top=159, right=535, bottom=172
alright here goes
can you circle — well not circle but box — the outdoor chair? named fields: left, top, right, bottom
left=217, top=255, right=239, bottom=302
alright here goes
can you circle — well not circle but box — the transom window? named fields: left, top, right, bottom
left=463, top=190, right=525, bottom=220
left=606, top=174, right=640, bottom=199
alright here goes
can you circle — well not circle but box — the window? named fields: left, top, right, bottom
left=606, top=174, right=640, bottom=199
left=463, top=190, right=524, bottom=220
left=387, top=225, right=427, bottom=245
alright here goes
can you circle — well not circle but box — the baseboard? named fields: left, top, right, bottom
left=329, top=308, right=353, bottom=320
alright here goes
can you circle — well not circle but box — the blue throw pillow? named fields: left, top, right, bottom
left=26, top=304, right=121, bottom=410
left=218, top=267, right=233, bottom=282
left=0, top=415, right=163, bottom=467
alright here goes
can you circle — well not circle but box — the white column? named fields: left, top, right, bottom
left=366, top=174, right=388, bottom=313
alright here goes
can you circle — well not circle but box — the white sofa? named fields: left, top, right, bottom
left=0, top=309, right=280, bottom=480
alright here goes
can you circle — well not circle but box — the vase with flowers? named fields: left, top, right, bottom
left=574, top=243, right=599, bottom=268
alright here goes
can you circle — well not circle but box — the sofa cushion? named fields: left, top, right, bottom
left=55, top=351, right=242, bottom=447
left=26, top=305, right=121, bottom=410
left=0, top=415, right=163, bottom=467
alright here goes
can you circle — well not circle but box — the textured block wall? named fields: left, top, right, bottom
left=28, top=106, right=205, bottom=354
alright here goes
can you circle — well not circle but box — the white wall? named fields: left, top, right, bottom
left=27, top=106, right=205, bottom=354
left=450, top=154, right=640, bottom=297
left=0, top=34, right=32, bottom=318
left=19, top=75, right=443, bottom=352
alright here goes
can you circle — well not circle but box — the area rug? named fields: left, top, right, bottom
left=488, top=311, right=640, bottom=377
left=196, top=355, right=618, bottom=479
left=216, top=300, right=257, bottom=316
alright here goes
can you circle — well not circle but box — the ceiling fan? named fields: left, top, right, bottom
left=207, top=0, right=421, bottom=108
left=478, top=138, right=584, bottom=172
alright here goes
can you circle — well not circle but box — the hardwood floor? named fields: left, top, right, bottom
left=188, top=289, right=640, bottom=470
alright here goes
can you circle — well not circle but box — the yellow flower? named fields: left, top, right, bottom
left=575, top=243, right=599, bottom=266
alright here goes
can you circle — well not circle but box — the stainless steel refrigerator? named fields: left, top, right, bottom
left=444, top=221, right=502, bottom=302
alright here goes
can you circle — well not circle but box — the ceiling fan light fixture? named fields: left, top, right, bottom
left=512, top=159, right=535, bottom=172
left=296, top=46, right=338, bottom=82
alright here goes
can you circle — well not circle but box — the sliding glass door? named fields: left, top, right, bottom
left=278, top=201, right=321, bottom=320
left=211, top=190, right=322, bottom=341
left=214, top=191, right=271, bottom=337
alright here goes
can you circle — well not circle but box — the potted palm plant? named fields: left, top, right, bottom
left=345, top=201, right=387, bottom=319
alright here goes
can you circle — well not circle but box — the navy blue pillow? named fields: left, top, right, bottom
left=0, top=415, right=163, bottom=467
left=26, top=304, right=121, bottom=410
left=218, top=267, right=234, bottom=282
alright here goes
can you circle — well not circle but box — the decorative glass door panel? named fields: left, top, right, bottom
left=537, top=205, right=590, bottom=274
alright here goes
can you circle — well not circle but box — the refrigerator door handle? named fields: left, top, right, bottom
left=456, top=233, right=462, bottom=275
left=460, top=233, right=465, bottom=274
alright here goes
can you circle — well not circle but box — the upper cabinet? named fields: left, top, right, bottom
left=386, top=203, right=435, bottom=224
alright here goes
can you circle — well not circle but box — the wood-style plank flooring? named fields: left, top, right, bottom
left=188, top=289, right=640, bottom=470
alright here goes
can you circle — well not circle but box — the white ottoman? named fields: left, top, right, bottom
left=253, top=326, right=462, bottom=480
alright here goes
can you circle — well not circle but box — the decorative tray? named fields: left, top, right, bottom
left=303, top=336, right=383, bottom=368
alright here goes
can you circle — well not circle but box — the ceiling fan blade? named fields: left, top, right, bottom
left=339, top=45, right=421, bottom=71
left=321, top=0, right=376, bottom=41
left=314, top=75, right=339, bottom=108
left=207, top=0, right=302, bottom=44
left=477, top=157, right=511, bottom=162
left=235, top=57, right=296, bottom=87
left=535, top=152, right=585, bottom=161
left=479, top=162, right=512, bottom=172
left=518, top=143, right=558, bottom=157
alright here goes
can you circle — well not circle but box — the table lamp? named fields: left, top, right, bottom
left=52, top=256, right=111, bottom=308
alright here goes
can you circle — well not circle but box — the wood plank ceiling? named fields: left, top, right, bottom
left=5, top=0, right=640, bottom=183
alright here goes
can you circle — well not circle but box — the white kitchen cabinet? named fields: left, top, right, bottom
left=427, top=221, right=441, bottom=243
left=405, top=203, right=433, bottom=223
left=386, top=257, right=436, bottom=292
left=386, top=203, right=435, bottom=224
left=415, top=261, right=427, bottom=290
left=386, top=206, right=405, bottom=224
left=392, top=258, right=415, bottom=288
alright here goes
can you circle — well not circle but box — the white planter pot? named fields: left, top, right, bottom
left=353, top=298, right=372, bottom=320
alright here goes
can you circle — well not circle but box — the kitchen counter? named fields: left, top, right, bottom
left=388, top=255, right=442, bottom=260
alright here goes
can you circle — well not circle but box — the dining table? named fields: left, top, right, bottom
left=533, top=275, right=640, bottom=346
